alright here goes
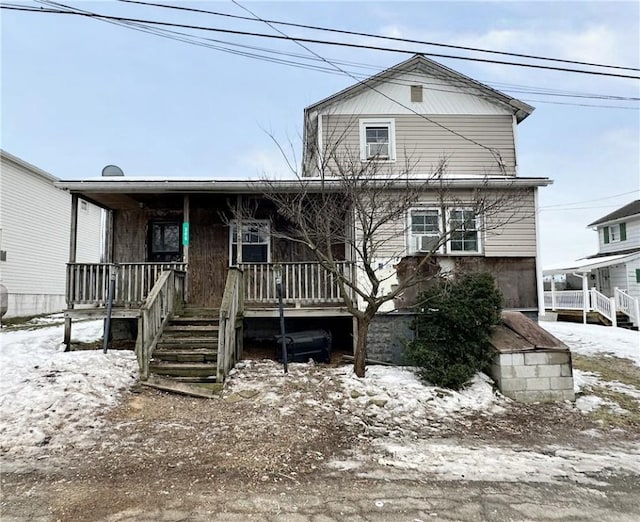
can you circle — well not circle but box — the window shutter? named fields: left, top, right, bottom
left=620, top=222, right=627, bottom=241
left=603, top=227, right=609, bottom=244
left=636, top=269, right=640, bottom=283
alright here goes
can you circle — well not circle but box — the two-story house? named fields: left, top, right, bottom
left=55, top=55, right=551, bottom=383
left=543, top=200, right=640, bottom=328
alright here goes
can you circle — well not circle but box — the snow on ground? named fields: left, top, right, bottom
left=1, top=317, right=638, bottom=485
left=0, top=320, right=138, bottom=460
left=541, top=321, right=640, bottom=365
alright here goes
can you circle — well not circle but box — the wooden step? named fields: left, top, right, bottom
left=177, top=307, right=220, bottom=318
left=153, top=349, right=217, bottom=363
left=149, top=362, right=217, bottom=378
left=169, top=317, right=219, bottom=327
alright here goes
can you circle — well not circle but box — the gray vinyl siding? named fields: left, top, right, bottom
left=597, top=216, right=640, bottom=254
left=321, top=114, right=516, bottom=177
left=360, top=188, right=536, bottom=259
left=0, top=154, right=102, bottom=316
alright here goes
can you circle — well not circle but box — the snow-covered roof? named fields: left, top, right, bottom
left=543, top=251, right=640, bottom=276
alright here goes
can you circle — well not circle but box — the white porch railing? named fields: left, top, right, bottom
left=66, top=262, right=187, bottom=306
left=590, top=288, right=615, bottom=324
left=543, top=290, right=584, bottom=310
left=615, top=288, right=640, bottom=326
left=242, top=261, right=353, bottom=306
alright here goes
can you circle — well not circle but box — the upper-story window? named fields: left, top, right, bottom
left=360, top=118, right=396, bottom=162
left=448, top=209, right=481, bottom=253
left=230, top=220, right=270, bottom=265
left=603, top=223, right=626, bottom=244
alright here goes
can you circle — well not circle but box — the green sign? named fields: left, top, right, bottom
left=182, top=222, right=190, bottom=246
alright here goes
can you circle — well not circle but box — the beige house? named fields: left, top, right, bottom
left=55, top=55, right=551, bottom=384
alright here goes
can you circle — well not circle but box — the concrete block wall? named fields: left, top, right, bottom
left=366, top=314, right=415, bottom=365
left=490, top=350, right=575, bottom=402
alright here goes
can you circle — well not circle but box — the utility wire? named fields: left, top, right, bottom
left=118, top=0, right=640, bottom=73
left=540, top=190, right=639, bottom=209
left=2, top=4, right=640, bottom=80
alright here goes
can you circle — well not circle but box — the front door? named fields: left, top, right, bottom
left=598, top=267, right=612, bottom=296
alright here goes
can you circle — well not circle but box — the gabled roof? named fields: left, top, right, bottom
left=588, top=200, right=640, bottom=227
left=0, top=149, right=59, bottom=184
left=304, top=54, right=535, bottom=123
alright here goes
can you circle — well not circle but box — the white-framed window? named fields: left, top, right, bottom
left=359, top=118, right=396, bottom=161
left=409, top=208, right=442, bottom=254
left=448, top=209, right=481, bottom=253
left=604, top=223, right=626, bottom=244
left=230, top=220, right=270, bottom=265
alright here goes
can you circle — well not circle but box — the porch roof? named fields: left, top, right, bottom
left=543, top=251, right=640, bottom=276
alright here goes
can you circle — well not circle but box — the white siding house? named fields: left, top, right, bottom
left=0, top=150, right=103, bottom=318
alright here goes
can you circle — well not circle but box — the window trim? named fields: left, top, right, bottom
left=229, top=219, right=271, bottom=266
left=447, top=208, right=482, bottom=254
left=148, top=220, right=182, bottom=262
left=407, top=207, right=443, bottom=254
left=359, top=118, right=396, bottom=162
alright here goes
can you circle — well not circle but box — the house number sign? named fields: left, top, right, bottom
left=182, top=222, right=189, bottom=246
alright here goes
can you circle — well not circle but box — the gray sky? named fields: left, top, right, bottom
left=2, top=1, right=639, bottom=266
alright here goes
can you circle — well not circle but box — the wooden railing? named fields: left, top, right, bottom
left=137, top=270, right=185, bottom=380
left=66, top=262, right=187, bottom=307
left=242, top=261, right=353, bottom=306
left=217, top=268, right=244, bottom=382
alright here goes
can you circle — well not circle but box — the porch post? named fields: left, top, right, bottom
left=609, top=296, right=617, bottom=327
left=64, top=194, right=79, bottom=351
left=582, top=275, right=588, bottom=324
left=183, top=194, right=190, bottom=301
left=550, top=277, right=557, bottom=311
left=236, top=194, right=243, bottom=264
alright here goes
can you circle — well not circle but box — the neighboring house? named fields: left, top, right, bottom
left=0, top=150, right=103, bottom=318
left=543, top=200, right=640, bottom=328
left=55, top=55, right=551, bottom=384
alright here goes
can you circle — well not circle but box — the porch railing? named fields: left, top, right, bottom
left=217, top=268, right=244, bottom=382
left=66, top=262, right=187, bottom=307
left=543, top=290, right=584, bottom=310
left=615, top=288, right=640, bottom=326
left=242, top=261, right=353, bottom=306
left=137, top=270, right=185, bottom=380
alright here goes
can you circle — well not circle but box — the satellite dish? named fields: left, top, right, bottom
left=102, top=165, right=124, bottom=177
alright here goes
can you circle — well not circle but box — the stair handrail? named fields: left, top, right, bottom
left=615, top=287, right=639, bottom=326
left=590, top=287, right=616, bottom=326
left=217, top=267, right=244, bottom=382
left=137, top=270, right=185, bottom=380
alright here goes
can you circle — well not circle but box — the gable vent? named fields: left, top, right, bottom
left=411, top=85, right=423, bottom=102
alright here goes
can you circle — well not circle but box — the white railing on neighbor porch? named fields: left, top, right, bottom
left=615, top=288, right=640, bottom=326
left=66, top=262, right=187, bottom=307
left=242, top=261, right=353, bottom=306
left=544, top=286, right=640, bottom=327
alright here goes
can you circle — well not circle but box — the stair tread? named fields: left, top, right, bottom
left=150, top=362, right=216, bottom=368
left=165, top=325, right=219, bottom=331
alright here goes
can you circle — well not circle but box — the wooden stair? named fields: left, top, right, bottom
left=149, top=308, right=220, bottom=384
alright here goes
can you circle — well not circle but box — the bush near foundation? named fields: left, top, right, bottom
left=407, top=272, right=502, bottom=390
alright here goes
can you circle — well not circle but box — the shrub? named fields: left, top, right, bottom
left=406, top=272, right=502, bottom=390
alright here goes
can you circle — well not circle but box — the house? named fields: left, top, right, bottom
left=543, top=200, right=640, bottom=329
left=55, top=55, right=551, bottom=385
left=0, top=150, right=103, bottom=319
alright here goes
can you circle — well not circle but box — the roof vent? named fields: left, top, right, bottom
left=101, top=165, right=124, bottom=177
left=411, top=85, right=423, bottom=102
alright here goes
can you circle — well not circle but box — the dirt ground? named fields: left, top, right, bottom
left=2, top=355, right=640, bottom=521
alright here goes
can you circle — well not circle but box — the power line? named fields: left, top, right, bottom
left=118, top=0, right=640, bottom=74
left=2, top=4, right=640, bottom=80
left=540, top=190, right=639, bottom=209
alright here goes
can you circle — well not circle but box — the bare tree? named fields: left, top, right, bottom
left=236, top=131, right=532, bottom=378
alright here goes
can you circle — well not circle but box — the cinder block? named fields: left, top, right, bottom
left=550, top=377, right=574, bottom=390
left=513, top=365, right=538, bottom=378
left=489, top=364, right=502, bottom=381
left=526, top=377, right=551, bottom=391
left=560, top=363, right=573, bottom=377
left=500, top=365, right=518, bottom=379
left=512, top=390, right=549, bottom=403
left=524, top=352, right=550, bottom=365
left=500, top=378, right=527, bottom=392
left=536, top=365, right=562, bottom=378
left=547, top=352, right=570, bottom=365
left=511, top=353, right=525, bottom=366
left=562, top=389, right=576, bottom=401
left=499, top=354, right=512, bottom=365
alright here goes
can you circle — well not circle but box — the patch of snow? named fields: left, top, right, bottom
left=0, top=320, right=138, bottom=461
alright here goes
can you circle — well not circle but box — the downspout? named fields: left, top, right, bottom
left=534, top=188, right=545, bottom=319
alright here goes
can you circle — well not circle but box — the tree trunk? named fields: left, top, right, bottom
left=354, top=316, right=371, bottom=378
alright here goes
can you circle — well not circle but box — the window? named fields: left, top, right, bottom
left=603, top=223, right=626, bottom=244
left=409, top=208, right=441, bottom=253
left=448, top=209, right=480, bottom=253
left=360, top=119, right=395, bottom=161
left=230, top=221, right=270, bottom=265
left=149, top=221, right=182, bottom=262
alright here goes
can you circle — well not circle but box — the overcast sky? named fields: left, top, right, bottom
left=1, top=1, right=639, bottom=267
